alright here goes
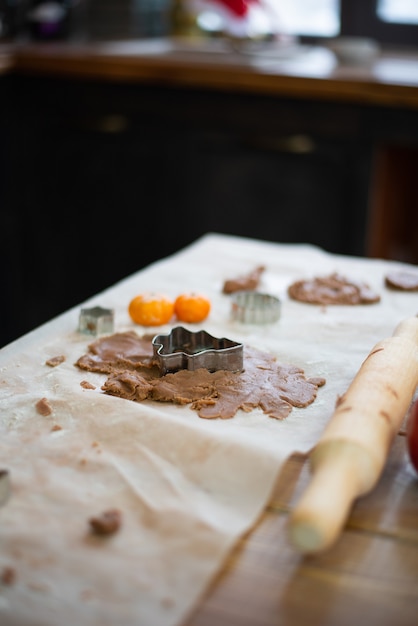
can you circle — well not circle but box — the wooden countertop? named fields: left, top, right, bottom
left=3, top=37, right=418, bottom=109
left=187, top=433, right=418, bottom=626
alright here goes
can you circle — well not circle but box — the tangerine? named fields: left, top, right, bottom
left=128, top=293, right=174, bottom=326
left=174, top=293, right=211, bottom=323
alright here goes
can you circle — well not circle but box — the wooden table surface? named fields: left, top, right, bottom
left=186, top=429, right=418, bottom=626
left=2, top=37, right=418, bottom=110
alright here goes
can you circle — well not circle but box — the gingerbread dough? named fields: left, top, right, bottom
left=288, top=272, right=381, bottom=305
left=222, top=266, right=265, bottom=294
left=75, top=332, right=325, bottom=420
left=385, top=271, right=418, bottom=291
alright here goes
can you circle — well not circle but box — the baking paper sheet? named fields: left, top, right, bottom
left=1, top=233, right=417, bottom=626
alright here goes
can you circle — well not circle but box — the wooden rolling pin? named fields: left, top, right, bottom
left=288, top=315, right=418, bottom=554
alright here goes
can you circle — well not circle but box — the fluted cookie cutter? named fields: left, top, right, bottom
left=152, top=326, right=243, bottom=375
left=79, top=306, right=114, bottom=336
left=231, top=291, right=281, bottom=324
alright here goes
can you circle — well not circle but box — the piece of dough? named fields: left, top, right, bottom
left=288, top=272, right=380, bottom=305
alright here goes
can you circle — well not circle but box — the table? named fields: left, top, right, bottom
left=10, top=38, right=418, bottom=109
left=187, top=439, right=418, bottom=626
left=1, top=233, right=417, bottom=626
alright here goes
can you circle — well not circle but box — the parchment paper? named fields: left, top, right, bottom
left=1, top=233, right=417, bottom=626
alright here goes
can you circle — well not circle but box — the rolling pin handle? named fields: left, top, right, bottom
left=288, top=440, right=376, bottom=554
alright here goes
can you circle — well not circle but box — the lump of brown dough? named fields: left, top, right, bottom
left=89, top=508, right=122, bottom=536
left=75, top=332, right=325, bottom=421
left=36, top=397, right=53, bottom=416
left=385, top=271, right=418, bottom=291
left=103, top=371, right=154, bottom=402
left=190, top=347, right=325, bottom=419
left=45, top=355, right=66, bottom=367
left=80, top=380, right=96, bottom=390
left=1, top=566, right=16, bottom=585
left=75, top=331, right=158, bottom=377
left=151, top=368, right=234, bottom=407
left=223, top=265, right=265, bottom=294
left=288, top=272, right=380, bottom=305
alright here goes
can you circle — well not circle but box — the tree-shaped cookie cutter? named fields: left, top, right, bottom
left=152, top=326, right=243, bottom=375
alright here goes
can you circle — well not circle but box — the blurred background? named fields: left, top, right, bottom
left=2, top=1, right=417, bottom=45
left=1, top=0, right=417, bottom=347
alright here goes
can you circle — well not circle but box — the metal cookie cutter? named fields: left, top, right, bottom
left=231, top=291, right=281, bottom=324
left=152, top=326, right=243, bottom=375
left=0, top=469, right=10, bottom=508
left=79, top=306, right=114, bottom=336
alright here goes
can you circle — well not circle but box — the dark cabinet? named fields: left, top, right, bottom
left=0, top=73, right=412, bottom=347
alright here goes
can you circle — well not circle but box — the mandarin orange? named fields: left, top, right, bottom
left=128, top=293, right=174, bottom=326
left=174, top=293, right=211, bottom=323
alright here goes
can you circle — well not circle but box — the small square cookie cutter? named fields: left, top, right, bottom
left=0, top=469, right=10, bottom=507
left=79, top=306, right=114, bottom=336
left=230, top=291, right=281, bottom=324
left=152, top=326, right=243, bottom=375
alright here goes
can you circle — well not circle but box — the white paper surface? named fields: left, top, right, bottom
left=0, top=233, right=417, bottom=626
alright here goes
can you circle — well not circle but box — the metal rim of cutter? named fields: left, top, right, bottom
left=230, top=291, right=281, bottom=324
left=152, top=326, right=243, bottom=375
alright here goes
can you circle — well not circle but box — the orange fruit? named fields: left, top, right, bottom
left=174, top=293, right=211, bottom=324
left=128, top=293, right=174, bottom=326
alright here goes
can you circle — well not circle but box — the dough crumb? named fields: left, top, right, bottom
left=45, top=355, right=66, bottom=367
left=1, top=566, right=16, bottom=586
left=80, top=380, right=96, bottom=390
left=36, top=397, right=53, bottom=416
left=89, top=509, right=122, bottom=536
